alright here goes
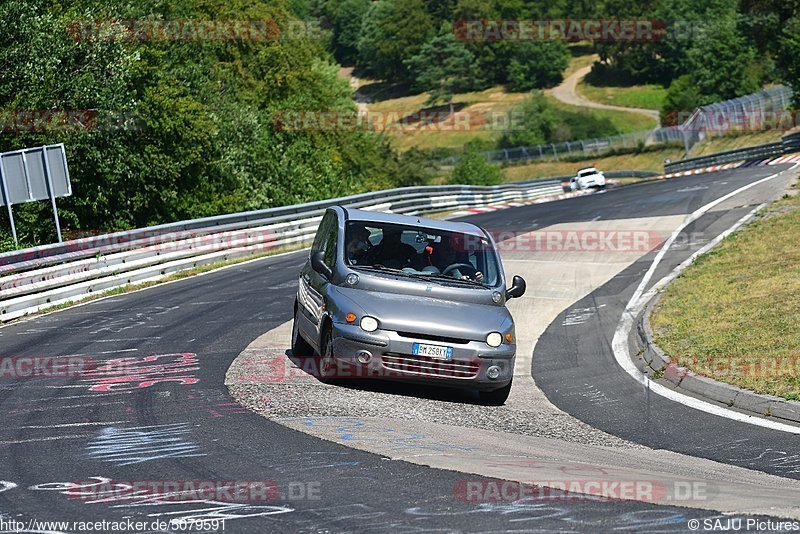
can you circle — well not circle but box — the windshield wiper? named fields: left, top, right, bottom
left=353, top=264, right=449, bottom=285
left=426, top=273, right=486, bottom=288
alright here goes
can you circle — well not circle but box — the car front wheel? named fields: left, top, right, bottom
left=478, top=378, right=512, bottom=406
left=318, top=327, right=339, bottom=382
left=291, top=306, right=314, bottom=358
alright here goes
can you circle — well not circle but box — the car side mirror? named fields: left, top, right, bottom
left=311, top=251, right=333, bottom=279
left=506, top=275, right=526, bottom=299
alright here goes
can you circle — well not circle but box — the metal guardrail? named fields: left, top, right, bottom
left=663, top=130, right=800, bottom=173
left=6, top=175, right=644, bottom=321
left=664, top=142, right=785, bottom=173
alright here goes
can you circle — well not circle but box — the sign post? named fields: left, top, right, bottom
left=40, top=146, right=63, bottom=243
left=0, top=155, right=18, bottom=247
left=0, top=144, right=72, bottom=246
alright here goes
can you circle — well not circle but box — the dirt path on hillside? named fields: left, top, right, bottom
left=548, top=65, right=661, bottom=124
left=339, top=66, right=369, bottom=116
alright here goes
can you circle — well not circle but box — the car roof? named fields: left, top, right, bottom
left=342, top=208, right=487, bottom=238
left=578, top=167, right=598, bottom=172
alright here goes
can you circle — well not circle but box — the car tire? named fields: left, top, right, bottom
left=318, top=326, right=339, bottom=382
left=478, top=379, right=512, bottom=406
left=291, top=306, right=314, bottom=358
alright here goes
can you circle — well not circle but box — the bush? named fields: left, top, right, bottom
left=449, top=142, right=503, bottom=186
left=661, top=75, right=701, bottom=126
left=499, top=93, right=619, bottom=149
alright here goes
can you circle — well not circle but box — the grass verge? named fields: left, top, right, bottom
left=501, top=146, right=684, bottom=182
left=576, top=81, right=667, bottom=111
left=649, top=180, right=800, bottom=400
left=543, top=94, right=658, bottom=133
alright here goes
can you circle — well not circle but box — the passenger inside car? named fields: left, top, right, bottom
left=345, top=225, right=372, bottom=265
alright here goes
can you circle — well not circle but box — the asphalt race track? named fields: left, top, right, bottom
left=0, top=165, right=797, bottom=532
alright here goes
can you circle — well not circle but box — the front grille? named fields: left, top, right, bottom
left=381, top=353, right=479, bottom=379
left=396, top=331, right=471, bottom=345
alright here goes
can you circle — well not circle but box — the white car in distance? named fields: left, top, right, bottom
left=569, top=167, right=606, bottom=191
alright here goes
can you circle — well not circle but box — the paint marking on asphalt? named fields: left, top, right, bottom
left=0, top=434, right=94, bottom=445
left=21, top=421, right=130, bottom=429
left=613, top=164, right=800, bottom=434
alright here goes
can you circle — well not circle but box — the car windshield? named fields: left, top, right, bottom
left=578, top=169, right=597, bottom=177
left=344, top=221, right=500, bottom=287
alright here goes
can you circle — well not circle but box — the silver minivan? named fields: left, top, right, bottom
left=291, top=207, right=526, bottom=404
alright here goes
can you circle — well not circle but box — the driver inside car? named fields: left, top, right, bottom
left=430, top=235, right=484, bottom=283
left=367, top=227, right=419, bottom=269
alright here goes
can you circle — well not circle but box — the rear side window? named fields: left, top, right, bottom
left=311, top=211, right=338, bottom=268
left=311, top=211, right=336, bottom=255
left=322, top=223, right=338, bottom=268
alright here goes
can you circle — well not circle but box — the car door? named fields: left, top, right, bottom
left=298, top=210, right=338, bottom=348
left=306, top=210, right=341, bottom=346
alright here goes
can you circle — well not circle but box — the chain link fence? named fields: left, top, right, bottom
left=439, top=85, right=793, bottom=166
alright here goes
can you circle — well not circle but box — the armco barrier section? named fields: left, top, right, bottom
left=664, top=142, right=785, bottom=174
left=2, top=175, right=666, bottom=321
left=664, top=129, right=800, bottom=174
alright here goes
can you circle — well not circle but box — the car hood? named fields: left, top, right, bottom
left=332, top=286, right=512, bottom=341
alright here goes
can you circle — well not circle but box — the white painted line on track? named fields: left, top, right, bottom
left=21, top=421, right=129, bottom=429
left=613, top=164, right=800, bottom=434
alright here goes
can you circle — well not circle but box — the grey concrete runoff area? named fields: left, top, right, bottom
left=0, top=163, right=798, bottom=532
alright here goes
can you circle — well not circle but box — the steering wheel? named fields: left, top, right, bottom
left=442, top=263, right=477, bottom=276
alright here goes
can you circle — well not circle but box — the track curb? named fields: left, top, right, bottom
left=636, top=291, right=800, bottom=424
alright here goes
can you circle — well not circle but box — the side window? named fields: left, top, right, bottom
left=322, top=222, right=338, bottom=268
left=311, top=211, right=336, bottom=256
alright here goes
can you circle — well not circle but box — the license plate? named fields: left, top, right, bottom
left=412, top=343, right=453, bottom=361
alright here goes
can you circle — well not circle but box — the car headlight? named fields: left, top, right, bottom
left=486, top=332, right=502, bottom=347
left=360, top=316, right=378, bottom=332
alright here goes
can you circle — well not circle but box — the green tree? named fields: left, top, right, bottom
left=499, top=92, right=558, bottom=148
left=328, top=0, right=370, bottom=64
left=661, top=75, right=700, bottom=126
left=450, top=142, right=503, bottom=186
left=499, top=92, right=618, bottom=148
left=686, top=19, right=759, bottom=104
left=778, top=17, right=800, bottom=107
left=506, top=41, right=569, bottom=91
left=356, top=0, right=435, bottom=81
left=404, top=25, right=478, bottom=112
